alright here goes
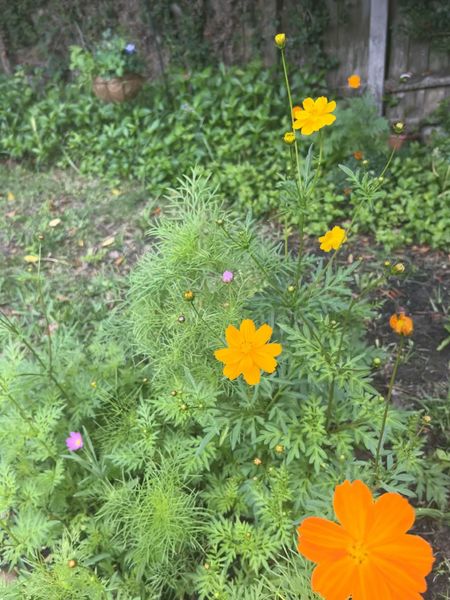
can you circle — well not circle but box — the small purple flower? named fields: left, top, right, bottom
left=66, top=431, right=83, bottom=452
left=222, top=271, right=234, bottom=283
left=124, top=43, right=136, bottom=54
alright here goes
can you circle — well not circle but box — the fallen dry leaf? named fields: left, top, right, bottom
left=7, top=192, right=15, bottom=202
left=49, top=218, right=61, bottom=227
left=24, top=255, right=39, bottom=263
left=101, top=236, right=115, bottom=247
left=114, top=255, right=125, bottom=266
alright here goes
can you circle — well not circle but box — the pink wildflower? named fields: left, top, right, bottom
left=66, top=431, right=83, bottom=452
left=222, top=271, right=234, bottom=283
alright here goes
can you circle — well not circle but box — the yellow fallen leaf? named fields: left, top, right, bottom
left=49, top=218, right=61, bottom=227
left=78, top=239, right=84, bottom=247
left=111, top=188, right=121, bottom=196
left=7, top=192, right=15, bottom=202
left=24, top=255, right=39, bottom=263
left=101, top=236, right=115, bottom=247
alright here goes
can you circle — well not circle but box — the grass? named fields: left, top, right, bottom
left=0, top=165, right=156, bottom=338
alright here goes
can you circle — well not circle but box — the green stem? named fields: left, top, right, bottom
left=374, top=337, right=405, bottom=478
left=0, top=518, right=21, bottom=545
left=37, top=246, right=53, bottom=376
left=0, top=310, right=70, bottom=402
left=190, top=301, right=222, bottom=343
left=0, top=381, right=56, bottom=458
left=219, top=226, right=284, bottom=295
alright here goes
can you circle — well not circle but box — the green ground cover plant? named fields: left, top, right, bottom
left=1, top=60, right=449, bottom=249
left=0, top=35, right=449, bottom=599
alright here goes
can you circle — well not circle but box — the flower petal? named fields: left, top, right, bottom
left=242, top=365, right=260, bottom=385
left=223, top=362, right=241, bottom=380
left=302, top=97, right=315, bottom=111
left=225, top=324, right=242, bottom=348
left=326, top=100, right=337, bottom=113
left=292, top=105, right=303, bottom=119
left=301, top=123, right=316, bottom=136
left=262, top=342, right=282, bottom=357
left=315, top=96, right=328, bottom=111
left=297, top=516, right=351, bottom=563
left=352, top=563, right=396, bottom=600
left=253, top=324, right=273, bottom=346
left=252, top=350, right=277, bottom=373
left=214, top=348, right=241, bottom=364
left=240, top=319, right=256, bottom=341
left=321, top=113, right=336, bottom=126
left=310, top=557, right=356, bottom=600
left=333, top=480, right=373, bottom=539
left=372, top=533, right=434, bottom=584
left=366, top=492, right=415, bottom=545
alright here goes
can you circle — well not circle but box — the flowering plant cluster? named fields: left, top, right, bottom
left=0, top=31, right=447, bottom=600
left=69, top=30, right=143, bottom=79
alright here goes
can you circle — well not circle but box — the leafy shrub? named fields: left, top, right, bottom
left=0, top=166, right=448, bottom=597
left=2, top=63, right=449, bottom=248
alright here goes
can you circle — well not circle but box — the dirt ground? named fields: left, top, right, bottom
left=326, top=235, right=450, bottom=600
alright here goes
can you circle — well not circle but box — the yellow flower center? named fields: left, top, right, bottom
left=240, top=341, right=253, bottom=354
left=348, top=541, right=369, bottom=565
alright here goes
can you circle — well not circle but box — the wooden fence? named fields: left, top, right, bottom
left=324, top=0, right=450, bottom=127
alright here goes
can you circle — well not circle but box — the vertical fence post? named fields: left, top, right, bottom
left=368, top=0, right=389, bottom=114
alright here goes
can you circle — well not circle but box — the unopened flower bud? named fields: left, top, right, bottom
left=274, top=33, right=286, bottom=49
left=253, top=457, right=262, bottom=466
left=216, top=218, right=224, bottom=226
left=287, top=284, right=295, bottom=293
left=178, top=315, right=186, bottom=323
left=372, top=357, right=382, bottom=368
left=393, top=121, right=405, bottom=133
left=275, top=444, right=284, bottom=454
left=170, top=390, right=178, bottom=396
left=183, top=290, right=194, bottom=301
left=392, top=262, right=405, bottom=274
left=422, top=415, right=431, bottom=423
left=384, top=260, right=391, bottom=267
left=180, top=403, right=188, bottom=411
left=283, top=131, right=295, bottom=145
left=67, top=559, right=77, bottom=568
left=362, top=159, right=369, bottom=166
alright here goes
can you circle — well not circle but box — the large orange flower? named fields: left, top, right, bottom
left=214, top=319, right=282, bottom=385
left=292, top=97, right=336, bottom=135
left=297, top=480, right=434, bottom=600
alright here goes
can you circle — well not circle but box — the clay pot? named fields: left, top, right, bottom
left=92, top=74, right=144, bottom=103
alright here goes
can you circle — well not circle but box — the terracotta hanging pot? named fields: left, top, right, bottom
left=92, top=73, right=144, bottom=103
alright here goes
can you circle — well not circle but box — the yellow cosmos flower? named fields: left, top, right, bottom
left=318, top=226, right=347, bottom=252
left=214, top=319, right=282, bottom=385
left=347, top=74, right=361, bottom=89
left=292, top=97, right=336, bottom=136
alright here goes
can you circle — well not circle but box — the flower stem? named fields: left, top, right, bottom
left=374, top=337, right=405, bottom=478
left=37, top=246, right=53, bottom=376
left=0, top=310, right=71, bottom=402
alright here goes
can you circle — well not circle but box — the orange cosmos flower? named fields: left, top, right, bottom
left=348, top=74, right=361, bottom=89
left=292, top=97, right=336, bottom=136
left=214, top=319, right=282, bottom=385
left=353, top=150, right=363, bottom=160
left=297, top=479, right=434, bottom=600
left=318, top=226, right=347, bottom=252
left=390, top=312, right=414, bottom=336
